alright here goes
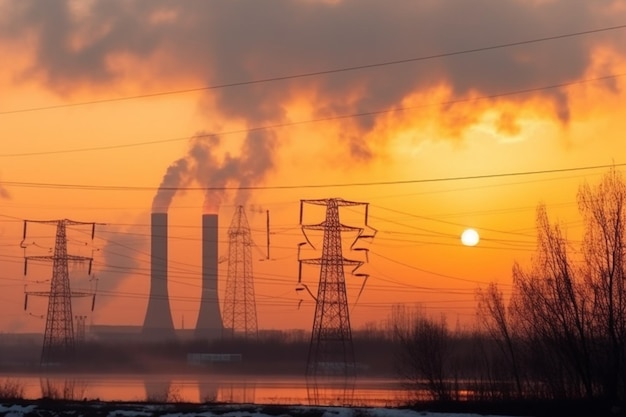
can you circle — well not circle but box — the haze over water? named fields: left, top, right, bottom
left=2, top=374, right=407, bottom=406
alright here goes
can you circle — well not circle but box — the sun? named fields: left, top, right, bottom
left=461, top=228, right=480, bottom=246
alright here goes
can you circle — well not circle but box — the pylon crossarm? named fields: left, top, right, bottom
left=300, top=257, right=363, bottom=266
left=301, top=198, right=367, bottom=207
left=24, top=291, right=52, bottom=297
left=352, top=274, right=369, bottom=310
left=351, top=247, right=370, bottom=263
left=301, top=223, right=326, bottom=232
left=69, top=291, right=95, bottom=298
left=24, top=256, right=55, bottom=262
left=296, top=283, right=317, bottom=301
left=302, top=222, right=363, bottom=233
left=27, top=254, right=92, bottom=261
left=299, top=258, right=322, bottom=265
left=347, top=261, right=365, bottom=274
left=298, top=236, right=316, bottom=252
left=25, top=290, right=93, bottom=297
left=349, top=228, right=376, bottom=250
left=339, top=223, right=366, bottom=232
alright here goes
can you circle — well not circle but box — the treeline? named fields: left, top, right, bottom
left=480, top=167, right=626, bottom=402
left=394, top=168, right=626, bottom=406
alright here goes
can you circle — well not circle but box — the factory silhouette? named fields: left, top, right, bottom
left=142, top=212, right=223, bottom=340
left=14, top=193, right=374, bottom=376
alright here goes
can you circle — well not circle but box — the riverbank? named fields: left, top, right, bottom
left=0, top=398, right=623, bottom=417
left=0, top=400, right=512, bottom=417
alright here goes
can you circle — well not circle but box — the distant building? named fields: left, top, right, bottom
left=187, top=353, right=242, bottom=366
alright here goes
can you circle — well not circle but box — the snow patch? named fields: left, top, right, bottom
left=0, top=404, right=36, bottom=417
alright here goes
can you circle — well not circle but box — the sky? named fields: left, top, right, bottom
left=1, top=0, right=626, bottom=334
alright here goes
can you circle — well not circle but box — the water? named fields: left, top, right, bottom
left=0, top=374, right=410, bottom=406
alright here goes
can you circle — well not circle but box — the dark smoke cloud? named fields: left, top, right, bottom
left=2, top=0, right=625, bottom=157
left=232, top=130, right=278, bottom=206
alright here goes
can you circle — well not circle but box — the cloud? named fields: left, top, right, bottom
left=2, top=0, right=625, bottom=156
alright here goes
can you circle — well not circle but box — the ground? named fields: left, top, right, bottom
left=0, top=402, right=515, bottom=417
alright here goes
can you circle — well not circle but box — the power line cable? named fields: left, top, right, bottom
left=2, top=72, right=624, bottom=158
left=370, top=250, right=511, bottom=286
left=1, top=23, right=624, bottom=116
left=2, top=162, right=624, bottom=191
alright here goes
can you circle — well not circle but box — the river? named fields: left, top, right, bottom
left=0, top=374, right=411, bottom=406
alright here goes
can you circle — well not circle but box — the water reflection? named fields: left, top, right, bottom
left=40, top=378, right=88, bottom=400
left=220, top=381, right=256, bottom=403
left=198, top=380, right=219, bottom=403
left=306, top=376, right=355, bottom=406
left=2, top=374, right=405, bottom=406
left=143, top=377, right=173, bottom=402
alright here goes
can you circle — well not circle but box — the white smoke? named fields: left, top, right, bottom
left=152, top=131, right=277, bottom=213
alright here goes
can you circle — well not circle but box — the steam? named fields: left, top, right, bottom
left=152, top=130, right=278, bottom=213
left=98, top=222, right=148, bottom=294
left=66, top=219, right=149, bottom=309
left=152, top=158, right=190, bottom=213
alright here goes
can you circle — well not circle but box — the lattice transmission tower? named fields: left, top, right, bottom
left=298, top=198, right=375, bottom=377
left=22, top=219, right=97, bottom=366
left=222, top=205, right=258, bottom=339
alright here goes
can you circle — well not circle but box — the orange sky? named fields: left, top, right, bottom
left=1, top=0, right=626, bottom=334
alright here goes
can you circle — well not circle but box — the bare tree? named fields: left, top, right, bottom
left=477, top=282, right=523, bottom=398
left=578, top=167, right=626, bottom=401
left=490, top=168, right=626, bottom=402
left=392, top=305, right=452, bottom=401
left=509, top=204, right=593, bottom=399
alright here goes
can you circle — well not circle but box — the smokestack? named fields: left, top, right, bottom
left=195, top=214, right=224, bottom=339
left=143, top=213, right=175, bottom=337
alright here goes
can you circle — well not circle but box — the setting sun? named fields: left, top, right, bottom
left=461, top=228, right=480, bottom=246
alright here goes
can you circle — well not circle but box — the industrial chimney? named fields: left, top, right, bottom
left=143, top=212, right=175, bottom=337
left=195, top=214, right=224, bottom=339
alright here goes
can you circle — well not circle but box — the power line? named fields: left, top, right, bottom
left=370, top=250, right=511, bottom=287
left=372, top=204, right=537, bottom=238
left=1, top=162, right=624, bottom=191
left=2, top=72, right=625, bottom=158
left=1, top=23, right=624, bottom=117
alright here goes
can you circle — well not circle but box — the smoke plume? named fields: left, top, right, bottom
left=67, top=219, right=148, bottom=306
left=152, top=130, right=278, bottom=213
left=152, top=158, right=190, bottom=213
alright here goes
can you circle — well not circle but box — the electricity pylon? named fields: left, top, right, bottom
left=222, top=206, right=258, bottom=339
left=22, top=219, right=97, bottom=366
left=298, top=198, right=375, bottom=377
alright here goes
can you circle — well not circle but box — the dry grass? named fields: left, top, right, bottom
left=0, top=378, right=24, bottom=400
